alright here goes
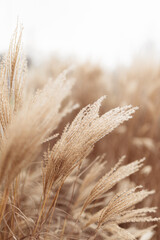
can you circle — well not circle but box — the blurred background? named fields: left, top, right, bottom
left=1, top=0, right=160, bottom=68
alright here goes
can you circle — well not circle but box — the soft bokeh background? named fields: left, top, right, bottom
left=1, top=0, right=160, bottom=68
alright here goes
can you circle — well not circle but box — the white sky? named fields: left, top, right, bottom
left=0, top=0, right=160, bottom=68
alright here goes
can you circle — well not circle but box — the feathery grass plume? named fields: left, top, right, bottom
left=0, top=70, right=76, bottom=187
left=80, top=157, right=145, bottom=214
left=31, top=98, right=138, bottom=236
left=0, top=73, right=76, bottom=235
left=68, top=157, right=158, bottom=239
left=85, top=186, right=155, bottom=227
left=82, top=185, right=159, bottom=240
left=43, top=97, right=138, bottom=194
left=0, top=24, right=27, bottom=141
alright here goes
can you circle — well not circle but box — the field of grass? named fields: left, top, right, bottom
left=0, top=25, right=159, bottom=240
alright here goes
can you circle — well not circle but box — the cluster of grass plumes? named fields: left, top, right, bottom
left=28, top=54, right=160, bottom=239
left=0, top=25, right=159, bottom=240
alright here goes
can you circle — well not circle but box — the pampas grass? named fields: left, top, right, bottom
left=0, top=25, right=159, bottom=239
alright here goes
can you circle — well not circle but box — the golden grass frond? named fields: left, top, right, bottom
left=0, top=70, right=75, bottom=187
left=0, top=24, right=27, bottom=141
left=43, top=97, right=138, bottom=194
left=85, top=186, right=156, bottom=228
left=80, top=158, right=145, bottom=214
